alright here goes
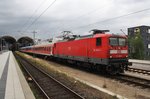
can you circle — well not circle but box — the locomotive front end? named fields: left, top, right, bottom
left=107, top=36, right=132, bottom=74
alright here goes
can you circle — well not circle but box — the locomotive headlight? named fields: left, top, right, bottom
left=110, top=56, right=112, bottom=58
left=110, top=50, right=117, bottom=54
left=121, top=50, right=128, bottom=54
left=126, top=55, right=128, bottom=58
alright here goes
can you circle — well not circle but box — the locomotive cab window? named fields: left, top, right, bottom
left=109, top=37, right=126, bottom=46
left=119, top=38, right=126, bottom=46
left=109, top=38, right=118, bottom=46
left=96, top=38, right=101, bottom=46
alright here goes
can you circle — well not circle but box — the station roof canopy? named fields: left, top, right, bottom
left=17, top=36, right=34, bottom=47
left=17, top=36, right=33, bottom=43
left=0, top=36, right=16, bottom=44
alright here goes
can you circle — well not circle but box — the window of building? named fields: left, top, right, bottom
left=146, top=52, right=150, bottom=56
left=96, top=38, right=101, bottom=46
left=148, top=44, right=150, bottom=49
left=128, top=32, right=131, bottom=35
left=147, top=36, right=149, bottom=40
left=148, top=29, right=150, bottom=33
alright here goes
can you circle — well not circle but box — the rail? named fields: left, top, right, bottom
left=14, top=53, right=84, bottom=99
left=115, top=74, right=150, bottom=88
left=127, top=67, right=150, bottom=75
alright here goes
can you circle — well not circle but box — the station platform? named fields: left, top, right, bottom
left=129, top=59, right=150, bottom=71
left=0, top=51, right=35, bottom=99
left=129, top=59, right=150, bottom=64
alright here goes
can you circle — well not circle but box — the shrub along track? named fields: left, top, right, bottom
left=14, top=53, right=84, bottom=99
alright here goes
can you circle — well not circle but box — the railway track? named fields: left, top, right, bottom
left=127, top=67, right=150, bottom=75
left=114, top=74, right=150, bottom=88
left=15, top=52, right=150, bottom=93
left=14, top=53, right=84, bottom=99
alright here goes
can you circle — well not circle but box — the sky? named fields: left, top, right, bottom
left=0, top=0, right=150, bottom=40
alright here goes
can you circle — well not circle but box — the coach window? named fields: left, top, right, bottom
left=96, top=38, right=101, bottom=46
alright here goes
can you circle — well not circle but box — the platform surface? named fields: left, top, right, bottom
left=129, top=59, right=150, bottom=64
left=0, top=51, right=35, bottom=99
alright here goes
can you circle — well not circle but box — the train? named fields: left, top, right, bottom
left=20, top=29, right=132, bottom=74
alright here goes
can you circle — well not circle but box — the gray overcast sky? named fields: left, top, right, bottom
left=0, top=0, right=150, bottom=39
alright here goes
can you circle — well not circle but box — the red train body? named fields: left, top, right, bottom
left=21, top=44, right=53, bottom=55
left=20, top=30, right=131, bottom=74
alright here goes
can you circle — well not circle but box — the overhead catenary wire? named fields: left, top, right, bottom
left=55, top=1, right=113, bottom=31
left=24, top=0, right=57, bottom=32
left=47, top=6, right=150, bottom=37
left=69, top=7, right=150, bottom=30
left=20, top=1, right=150, bottom=38
left=20, top=0, right=47, bottom=32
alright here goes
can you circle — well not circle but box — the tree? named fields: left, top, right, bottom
left=128, top=32, right=144, bottom=59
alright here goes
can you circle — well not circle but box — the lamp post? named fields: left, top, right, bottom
left=1, top=39, right=3, bottom=51
left=0, top=38, right=5, bottom=53
left=0, top=37, right=2, bottom=52
left=33, top=31, right=37, bottom=45
left=2, top=39, right=4, bottom=51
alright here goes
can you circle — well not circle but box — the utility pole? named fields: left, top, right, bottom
left=1, top=39, right=3, bottom=51
left=33, top=31, right=37, bottom=45
left=0, top=38, right=5, bottom=52
left=32, top=31, right=37, bottom=65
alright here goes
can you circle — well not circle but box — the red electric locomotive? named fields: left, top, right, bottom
left=20, top=29, right=132, bottom=74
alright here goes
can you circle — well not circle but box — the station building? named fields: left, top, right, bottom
left=128, top=25, right=150, bottom=59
